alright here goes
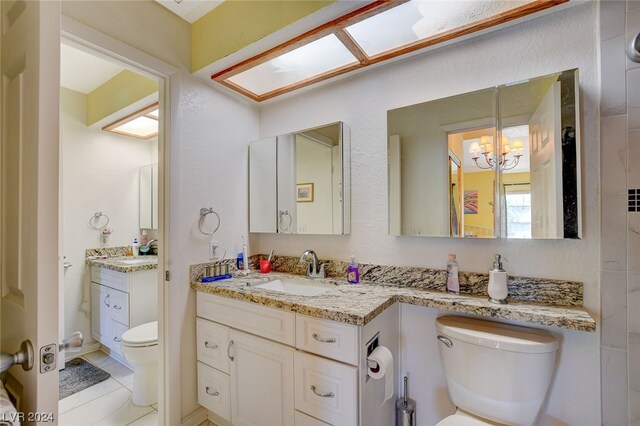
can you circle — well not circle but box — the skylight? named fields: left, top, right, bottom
left=102, top=103, right=159, bottom=140
left=212, top=0, right=568, bottom=101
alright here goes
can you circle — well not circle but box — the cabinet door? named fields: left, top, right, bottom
left=90, top=283, right=110, bottom=343
left=230, top=330, right=294, bottom=426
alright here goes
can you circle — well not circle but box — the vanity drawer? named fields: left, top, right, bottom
left=294, top=352, right=357, bottom=426
left=197, top=362, right=231, bottom=423
left=109, top=288, right=129, bottom=326
left=295, top=411, right=330, bottom=425
left=197, top=292, right=295, bottom=346
left=196, top=318, right=230, bottom=374
left=296, top=315, right=359, bottom=365
left=91, top=266, right=129, bottom=293
left=109, top=320, right=129, bottom=354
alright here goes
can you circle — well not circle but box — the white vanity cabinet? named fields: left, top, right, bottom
left=90, top=266, right=157, bottom=363
left=196, top=292, right=398, bottom=426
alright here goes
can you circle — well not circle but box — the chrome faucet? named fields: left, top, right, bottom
left=299, top=250, right=326, bottom=278
left=139, top=239, right=158, bottom=255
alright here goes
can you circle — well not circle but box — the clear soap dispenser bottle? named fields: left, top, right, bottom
left=488, top=254, right=508, bottom=304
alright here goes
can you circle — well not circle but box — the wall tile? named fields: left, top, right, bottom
left=602, top=271, right=628, bottom=348
left=628, top=68, right=640, bottom=108
left=630, top=107, right=640, bottom=129
left=629, top=130, right=640, bottom=188
left=629, top=333, right=640, bottom=392
left=630, top=0, right=640, bottom=11
left=603, top=0, right=627, bottom=41
left=628, top=215, right=640, bottom=272
left=628, top=7, right=640, bottom=70
left=603, top=194, right=628, bottom=271
left=630, top=271, right=640, bottom=332
left=602, top=347, right=630, bottom=426
left=602, top=115, right=628, bottom=194
left=630, top=390, right=640, bottom=426
left=603, top=37, right=628, bottom=116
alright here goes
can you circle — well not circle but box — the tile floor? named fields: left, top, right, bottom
left=58, top=350, right=157, bottom=426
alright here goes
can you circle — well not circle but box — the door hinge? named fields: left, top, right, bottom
left=165, top=270, right=171, bottom=281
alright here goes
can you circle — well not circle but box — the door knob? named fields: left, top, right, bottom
left=0, top=340, right=34, bottom=373
left=59, top=332, right=83, bottom=353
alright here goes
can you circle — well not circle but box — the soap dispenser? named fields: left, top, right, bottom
left=488, top=254, right=508, bottom=304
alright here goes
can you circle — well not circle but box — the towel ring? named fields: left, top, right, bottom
left=279, top=210, right=292, bottom=232
left=89, top=212, right=110, bottom=230
left=199, top=208, right=220, bottom=236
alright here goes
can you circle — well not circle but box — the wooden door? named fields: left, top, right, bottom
left=529, top=81, right=563, bottom=238
left=230, top=330, right=294, bottom=426
left=0, top=0, right=61, bottom=420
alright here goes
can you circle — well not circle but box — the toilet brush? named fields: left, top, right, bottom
left=396, top=376, right=416, bottom=426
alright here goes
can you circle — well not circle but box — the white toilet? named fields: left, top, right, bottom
left=435, top=315, right=559, bottom=426
left=121, top=321, right=158, bottom=406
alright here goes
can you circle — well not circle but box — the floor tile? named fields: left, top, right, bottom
left=98, top=358, right=134, bottom=390
left=59, top=378, right=122, bottom=414
left=83, top=350, right=117, bottom=370
left=58, top=387, right=153, bottom=426
left=126, top=411, right=158, bottom=426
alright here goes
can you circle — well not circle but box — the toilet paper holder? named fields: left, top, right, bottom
left=367, top=359, right=380, bottom=371
left=365, top=332, right=380, bottom=380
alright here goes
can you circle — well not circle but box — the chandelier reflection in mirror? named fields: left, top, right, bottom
left=469, top=135, right=524, bottom=171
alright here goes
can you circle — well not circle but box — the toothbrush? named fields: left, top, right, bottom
left=267, top=250, right=274, bottom=262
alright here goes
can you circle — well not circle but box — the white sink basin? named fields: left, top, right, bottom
left=255, top=278, right=333, bottom=297
left=114, top=258, right=154, bottom=265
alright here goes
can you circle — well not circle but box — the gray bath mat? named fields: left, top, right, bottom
left=59, top=358, right=110, bottom=400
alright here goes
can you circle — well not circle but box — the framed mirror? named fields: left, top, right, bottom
left=249, top=122, right=351, bottom=235
left=387, top=69, right=580, bottom=239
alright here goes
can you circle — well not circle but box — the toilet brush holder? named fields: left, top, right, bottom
left=396, top=376, right=416, bottom=426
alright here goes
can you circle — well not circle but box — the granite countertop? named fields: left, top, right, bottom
left=191, top=271, right=596, bottom=333
left=88, top=256, right=158, bottom=273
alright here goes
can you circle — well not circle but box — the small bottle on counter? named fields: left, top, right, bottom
left=347, top=254, right=360, bottom=284
left=132, top=238, right=139, bottom=256
left=446, top=254, right=459, bottom=294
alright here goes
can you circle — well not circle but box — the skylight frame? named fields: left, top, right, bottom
left=102, top=102, right=159, bottom=140
left=212, top=0, right=568, bottom=102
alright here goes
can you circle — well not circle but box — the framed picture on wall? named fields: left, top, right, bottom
left=464, top=190, right=478, bottom=214
left=297, top=183, right=314, bottom=202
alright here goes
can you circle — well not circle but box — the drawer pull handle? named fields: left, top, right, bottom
left=204, top=341, right=218, bottom=350
left=113, top=337, right=121, bottom=343
left=113, top=305, right=122, bottom=310
left=310, top=385, right=334, bottom=398
left=104, top=294, right=110, bottom=308
left=227, top=340, right=234, bottom=361
left=437, top=335, right=453, bottom=348
left=205, top=386, right=219, bottom=397
left=312, top=333, right=336, bottom=343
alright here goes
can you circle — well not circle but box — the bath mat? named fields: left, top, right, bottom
left=59, top=358, right=110, bottom=400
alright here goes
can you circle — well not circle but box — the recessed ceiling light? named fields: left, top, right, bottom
left=102, top=103, right=159, bottom=140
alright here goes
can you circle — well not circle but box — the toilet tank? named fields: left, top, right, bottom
left=435, top=316, right=558, bottom=426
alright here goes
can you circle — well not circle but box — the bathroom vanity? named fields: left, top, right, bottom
left=196, top=291, right=399, bottom=426
left=89, top=257, right=158, bottom=365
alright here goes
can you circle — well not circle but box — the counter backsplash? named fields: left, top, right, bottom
left=189, top=254, right=583, bottom=308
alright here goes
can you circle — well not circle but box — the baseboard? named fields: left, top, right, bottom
left=64, top=341, right=101, bottom=362
left=181, top=406, right=208, bottom=426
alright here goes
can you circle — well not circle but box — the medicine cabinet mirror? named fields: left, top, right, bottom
left=387, top=68, right=581, bottom=239
left=249, top=122, right=351, bottom=235
left=139, top=163, right=158, bottom=230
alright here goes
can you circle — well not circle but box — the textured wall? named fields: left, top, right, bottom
left=255, top=3, right=600, bottom=424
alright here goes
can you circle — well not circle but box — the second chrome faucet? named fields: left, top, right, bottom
left=299, top=250, right=326, bottom=278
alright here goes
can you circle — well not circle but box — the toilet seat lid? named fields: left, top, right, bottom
left=122, top=321, right=157, bottom=346
left=436, top=414, right=492, bottom=426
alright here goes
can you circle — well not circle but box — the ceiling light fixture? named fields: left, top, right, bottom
left=102, top=102, right=159, bottom=140
left=469, top=135, right=524, bottom=171
left=212, top=0, right=568, bottom=101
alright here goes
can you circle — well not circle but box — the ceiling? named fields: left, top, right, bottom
left=155, top=0, right=223, bottom=23
left=60, top=44, right=125, bottom=94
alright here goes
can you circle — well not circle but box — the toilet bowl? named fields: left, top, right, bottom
left=435, top=316, right=559, bottom=426
left=120, top=321, right=158, bottom=406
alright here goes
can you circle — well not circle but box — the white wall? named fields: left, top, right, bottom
left=254, top=3, right=600, bottom=424
left=169, top=74, right=259, bottom=418
left=61, top=87, right=156, bottom=349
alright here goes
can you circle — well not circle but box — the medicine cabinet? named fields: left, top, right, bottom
left=249, top=122, right=351, bottom=235
left=387, top=69, right=581, bottom=239
left=139, top=163, right=158, bottom=230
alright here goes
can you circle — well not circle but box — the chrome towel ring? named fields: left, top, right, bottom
left=199, top=208, right=221, bottom=235
left=628, top=32, right=640, bottom=63
left=278, top=210, right=292, bottom=232
left=89, top=212, right=110, bottom=230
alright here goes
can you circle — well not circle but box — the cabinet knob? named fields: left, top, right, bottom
left=205, top=386, right=219, bottom=397
left=204, top=341, right=218, bottom=350
left=113, top=305, right=122, bottom=310
left=113, top=337, right=121, bottom=343
left=312, top=333, right=336, bottom=343
left=310, top=385, right=334, bottom=398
